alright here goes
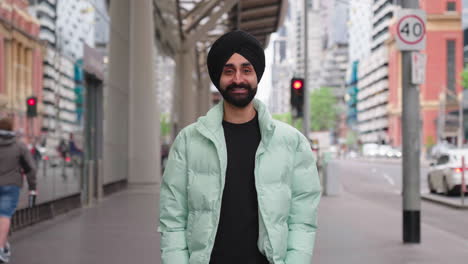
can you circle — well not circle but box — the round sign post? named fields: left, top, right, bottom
left=396, top=9, right=427, bottom=51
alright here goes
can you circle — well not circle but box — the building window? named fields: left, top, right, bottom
left=447, top=2, right=456, bottom=11
left=447, top=40, right=456, bottom=93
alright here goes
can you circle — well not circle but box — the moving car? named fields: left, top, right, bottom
left=427, top=149, right=468, bottom=195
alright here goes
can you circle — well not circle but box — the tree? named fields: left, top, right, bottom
left=461, top=64, right=468, bottom=89
left=272, top=112, right=302, bottom=131
left=309, top=87, right=338, bottom=131
left=160, top=113, right=171, bottom=138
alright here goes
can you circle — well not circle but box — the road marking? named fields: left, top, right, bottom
left=383, top=173, right=395, bottom=186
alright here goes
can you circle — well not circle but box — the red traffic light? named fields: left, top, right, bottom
left=292, top=80, right=303, bottom=90
left=27, top=98, right=37, bottom=106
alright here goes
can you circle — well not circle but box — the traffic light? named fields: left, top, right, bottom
left=26, top=96, right=38, bottom=118
left=290, top=77, right=304, bottom=118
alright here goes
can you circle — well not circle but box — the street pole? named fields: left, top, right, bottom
left=458, top=92, right=464, bottom=148
left=438, top=91, right=446, bottom=144
left=303, top=0, right=310, bottom=139
left=400, top=0, right=421, bottom=243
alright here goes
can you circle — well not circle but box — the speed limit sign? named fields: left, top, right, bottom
left=396, top=9, right=426, bottom=51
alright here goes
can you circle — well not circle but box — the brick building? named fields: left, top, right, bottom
left=387, top=0, right=463, bottom=148
left=0, top=0, right=44, bottom=143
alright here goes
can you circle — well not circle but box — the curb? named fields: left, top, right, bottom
left=337, top=157, right=430, bottom=167
left=421, top=194, right=468, bottom=209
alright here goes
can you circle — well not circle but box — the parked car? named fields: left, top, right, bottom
left=385, top=147, right=402, bottom=158
left=427, top=149, right=468, bottom=195
left=362, top=144, right=401, bottom=158
left=362, top=143, right=379, bottom=157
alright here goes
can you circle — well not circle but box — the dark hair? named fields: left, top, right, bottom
left=0, top=117, right=14, bottom=131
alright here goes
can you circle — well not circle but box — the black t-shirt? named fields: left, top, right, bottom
left=210, top=113, right=269, bottom=264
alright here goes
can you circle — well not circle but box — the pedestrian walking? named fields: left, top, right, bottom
left=158, top=30, right=322, bottom=264
left=0, top=117, right=37, bottom=263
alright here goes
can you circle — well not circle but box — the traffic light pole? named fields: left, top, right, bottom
left=399, top=0, right=421, bottom=243
left=302, top=0, right=310, bottom=138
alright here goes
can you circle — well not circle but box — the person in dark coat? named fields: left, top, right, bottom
left=0, top=117, right=37, bottom=263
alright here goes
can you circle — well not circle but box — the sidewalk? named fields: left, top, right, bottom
left=10, top=184, right=468, bottom=264
left=10, top=185, right=162, bottom=264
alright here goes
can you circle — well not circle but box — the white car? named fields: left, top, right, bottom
left=427, top=149, right=468, bottom=195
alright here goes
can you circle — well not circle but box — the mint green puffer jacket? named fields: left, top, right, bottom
left=158, top=99, right=321, bottom=264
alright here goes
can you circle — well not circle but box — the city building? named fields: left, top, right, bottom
left=346, top=61, right=359, bottom=128
left=269, top=26, right=293, bottom=114
left=155, top=54, right=175, bottom=115
left=463, top=0, right=468, bottom=63
left=41, top=47, right=78, bottom=149
left=55, top=0, right=94, bottom=60
left=346, top=0, right=372, bottom=129
left=357, top=0, right=396, bottom=144
left=293, top=0, right=322, bottom=91
left=0, top=0, right=44, bottom=143
left=387, top=0, right=464, bottom=147
left=28, top=0, right=56, bottom=47
left=93, top=0, right=109, bottom=54
left=318, top=0, right=348, bottom=98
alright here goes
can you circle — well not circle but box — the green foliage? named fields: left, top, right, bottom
left=272, top=112, right=302, bottom=130
left=310, top=87, right=338, bottom=131
left=160, top=113, right=171, bottom=137
left=345, top=130, right=358, bottom=146
left=272, top=113, right=293, bottom=125
left=293, top=118, right=303, bottom=131
left=461, top=64, right=468, bottom=89
left=425, top=135, right=435, bottom=149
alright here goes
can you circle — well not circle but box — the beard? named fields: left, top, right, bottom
left=219, top=82, right=257, bottom=108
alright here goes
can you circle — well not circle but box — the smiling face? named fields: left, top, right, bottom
left=219, top=53, right=258, bottom=108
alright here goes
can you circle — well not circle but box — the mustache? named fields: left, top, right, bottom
left=226, top=83, right=251, bottom=91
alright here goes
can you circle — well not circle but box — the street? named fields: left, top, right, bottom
left=327, top=158, right=468, bottom=241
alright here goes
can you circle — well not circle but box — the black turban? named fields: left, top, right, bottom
left=207, top=30, right=265, bottom=89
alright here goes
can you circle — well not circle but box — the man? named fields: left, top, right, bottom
left=0, top=117, right=37, bottom=263
left=158, top=30, right=321, bottom=264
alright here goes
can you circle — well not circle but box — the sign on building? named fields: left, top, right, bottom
left=396, top=9, right=427, bottom=51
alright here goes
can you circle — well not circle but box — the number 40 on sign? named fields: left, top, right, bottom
left=396, top=9, right=427, bottom=51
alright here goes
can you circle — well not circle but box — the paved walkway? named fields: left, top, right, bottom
left=10, top=184, right=468, bottom=264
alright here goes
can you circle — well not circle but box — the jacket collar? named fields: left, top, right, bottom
left=195, top=98, right=276, bottom=148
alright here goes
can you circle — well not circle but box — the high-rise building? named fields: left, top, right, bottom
left=357, top=0, right=395, bottom=144
left=293, top=0, right=322, bottom=91
left=346, top=0, right=372, bottom=129
left=269, top=26, right=292, bottom=114
left=268, top=0, right=321, bottom=114
left=348, top=0, right=373, bottom=65
left=40, top=48, right=77, bottom=146
left=318, top=0, right=348, bottom=99
left=155, top=54, right=175, bottom=115
left=28, top=0, right=56, bottom=47
left=56, top=0, right=95, bottom=60
left=28, top=0, right=96, bottom=150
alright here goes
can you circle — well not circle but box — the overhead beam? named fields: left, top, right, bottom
left=241, top=0, right=279, bottom=9
left=183, top=0, right=238, bottom=49
left=236, top=4, right=278, bottom=20
left=176, top=0, right=185, bottom=40
left=240, top=16, right=277, bottom=30
left=183, top=0, right=223, bottom=35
